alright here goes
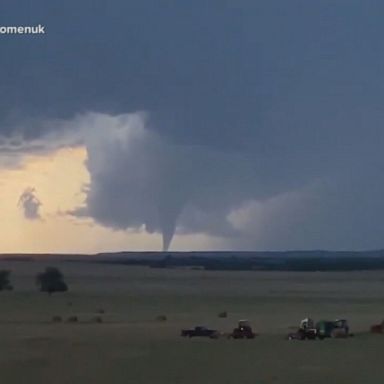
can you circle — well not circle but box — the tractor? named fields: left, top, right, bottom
left=288, top=317, right=350, bottom=340
left=287, top=317, right=317, bottom=340
left=316, top=319, right=350, bottom=339
left=230, top=320, right=256, bottom=339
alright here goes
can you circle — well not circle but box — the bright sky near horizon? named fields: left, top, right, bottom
left=0, top=145, right=221, bottom=253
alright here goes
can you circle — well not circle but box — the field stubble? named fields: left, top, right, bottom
left=0, top=261, right=383, bottom=383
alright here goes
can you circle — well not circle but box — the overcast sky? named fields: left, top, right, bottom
left=1, top=1, right=384, bottom=252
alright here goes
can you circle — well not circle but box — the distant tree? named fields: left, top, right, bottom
left=0, top=270, right=13, bottom=291
left=36, top=267, right=68, bottom=294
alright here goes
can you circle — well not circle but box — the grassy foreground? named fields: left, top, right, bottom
left=0, top=260, right=384, bottom=383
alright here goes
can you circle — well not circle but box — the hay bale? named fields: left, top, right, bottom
left=218, top=311, right=228, bottom=318
left=52, top=315, right=62, bottom=323
left=66, top=315, right=78, bottom=323
left=156, top=315, right=167, bottom=322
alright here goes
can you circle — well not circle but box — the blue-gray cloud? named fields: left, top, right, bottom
left=2, top=1, right=384, bottom=250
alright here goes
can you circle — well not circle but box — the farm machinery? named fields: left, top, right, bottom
left=370, top=320, right=384, bottom=333
left=287, top=318, right=317, bottom=340
left=230, top=320, right=257, bottom=339
left=288, top=317, right=350, bottom=340
left=316, top=319, right=350, bottom=339
left=181, top=320, right=257, bottom=340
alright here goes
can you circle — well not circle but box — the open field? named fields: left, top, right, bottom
left=0, top=260, right=384, bottom=383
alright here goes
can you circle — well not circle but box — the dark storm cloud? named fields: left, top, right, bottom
left=2, top=1, right=384, bottom=249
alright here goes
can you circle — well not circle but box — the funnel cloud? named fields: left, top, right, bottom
left=68, top=112, right=269, bottom=250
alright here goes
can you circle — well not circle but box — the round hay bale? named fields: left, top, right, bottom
left=218, top=311, right=228, bottom=318
left=156, top=315, right=167, bottom=322
left=66, top=315, right=78, bottom=323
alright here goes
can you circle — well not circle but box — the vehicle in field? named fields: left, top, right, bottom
left=288, top=318, right=351, bottom=340
left=287, top=317, right=317, bottom=340
left=230, top=320, right=256, bottom=339
left=316, top=319, right=350, bottom=339
left=287, top=329, right=316, bottom=340
left=370, top=320, right=384, bottom=333
left=181, top=326, right=219, bottom=338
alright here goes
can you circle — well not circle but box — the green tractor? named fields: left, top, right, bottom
left=316, top=319, right=349, bottom=339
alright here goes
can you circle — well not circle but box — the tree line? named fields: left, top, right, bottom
left=0, top=267, right=68, bottom=294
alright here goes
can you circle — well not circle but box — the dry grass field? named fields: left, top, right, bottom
left=0, top=260, right=384, bottom=383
